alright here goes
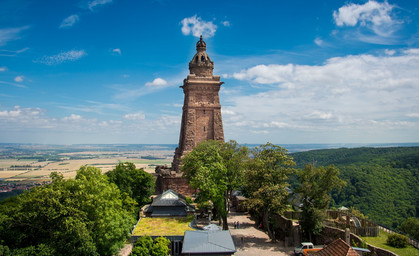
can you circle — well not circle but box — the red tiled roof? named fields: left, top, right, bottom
left=310, top=238, right=358, bottom=256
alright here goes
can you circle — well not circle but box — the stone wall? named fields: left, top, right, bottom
left=272, top=214, right=301, bottom=247
left=155, top=174, right=196, bottom=197
left=319, top=226, right=398, bottom=256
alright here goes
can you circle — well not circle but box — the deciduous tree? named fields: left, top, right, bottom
left=0, top=166, right=136, bottom=256
left=296, top=164, right=346, bottom=241
left=244, top=143, right=295, bottom=240
left=106, top=162, right=155, bottom=207
left=182, top=140, right=248, bottom=230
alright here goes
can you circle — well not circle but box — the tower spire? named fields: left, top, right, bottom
left=189, top=36, right=213, bottom=77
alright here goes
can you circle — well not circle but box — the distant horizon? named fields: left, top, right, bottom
left=2, top=142, right=418, bottom=154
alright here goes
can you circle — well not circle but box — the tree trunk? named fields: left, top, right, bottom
left=222, top=214, right=229, bottom=230
left=263, top=209, right=275, bottom=242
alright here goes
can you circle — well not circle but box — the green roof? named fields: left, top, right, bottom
left=132, top=216, right=195, bottom=236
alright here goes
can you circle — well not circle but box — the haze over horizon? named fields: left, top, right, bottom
left=1, top=0, right=418, bottom=145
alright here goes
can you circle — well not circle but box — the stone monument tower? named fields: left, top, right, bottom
left=172, top=36, right=225, bottom=172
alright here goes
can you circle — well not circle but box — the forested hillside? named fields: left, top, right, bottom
left=290, top=147, right=419, bottom=228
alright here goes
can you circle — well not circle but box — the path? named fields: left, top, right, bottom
left=228, top=211, right=294, bottom=256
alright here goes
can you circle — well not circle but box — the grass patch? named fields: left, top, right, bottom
left=362, top=230, right=419, bottom=256
left=132, top=216, right=195, bottom=236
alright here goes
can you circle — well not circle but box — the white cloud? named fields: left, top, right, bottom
left=0, top=47, right=29, bottom=57
left=225, top=49, right=419, bottom=143
left=333, top=0, right=401, bottom=43
left=181, top=15, right=217, bottom=38
left=0, top=67, right=7, bottom=72
left=88, top=0, right=113, bottom=11
left=314, top=37, right=324, bottom=46
left=35, top=50, right=87, bottom=65
left=14, top=76, right=24, bottom=82
left=123, top=112, right=145, bottom=120
left=112, top=48, right=121, bottom=55
left=59, top=14, right=80, bottom=28
left=0, top=26, right=30, bottom=46
left=0, top=106, right=42, bottom=119
left=145, top=78, right=168, bottom=87
left=333, top=1, right=395, bottom=27
left=222, top=21, right=230, bottom=27
left=403, top=49, right=419, bottom=55
left=62, top=114, right=82, bottom=122
left=384, top=49, right=396, bottom=55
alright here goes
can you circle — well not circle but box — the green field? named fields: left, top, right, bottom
left=362, top=231, right=419, bottom=256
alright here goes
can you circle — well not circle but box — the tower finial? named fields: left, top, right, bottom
left=196, top=35, right=206, bottom=51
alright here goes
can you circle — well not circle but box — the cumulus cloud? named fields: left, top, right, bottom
left=14, top=76, right=24, bottom=82
left=35, top=50, right=87, bottom=65
left=0, top=106, right=42, bottom=119
left=224, top=49, right=419, bottom=142
left=123, top=112, right=145, bottom=120
left=0, top=67, right=6, bottom=72
left=62, top=114, right=82, bottom=122
left=333, top=0, right=401, bottom=44
left=59, top=14, right=80, bottom=28
left=112, top=48, right=121, bottom=55
left=181, top=15, right=217, bottom=38
left=384, top=49, right=396, bottom=55
left=145, top=78, right=168, bottom=87
left=0, top=26, right=30, bottom=46
left=222, top=21, right=230, bottom=27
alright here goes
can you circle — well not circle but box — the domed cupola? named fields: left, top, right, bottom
left=189, top=35, right=214, bottom=77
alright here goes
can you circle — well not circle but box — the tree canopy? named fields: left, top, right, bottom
left=106, top=162, right=154, bottom=207
left=243, top=143, right=295, bottom=240
left=181, top=140, right=248, bottom=230
left=296, top=164, right=346, bottom=240
left=291, top=147, right=419, bottom=227
left=0, top=166, right=137, bottom=256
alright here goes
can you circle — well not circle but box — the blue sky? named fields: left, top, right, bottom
left=0, top=0, right=418, bottom=144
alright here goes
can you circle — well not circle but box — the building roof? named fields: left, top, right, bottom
left=144, top=189, right=195, bottom=217
left=311, top=238, right=358, bottom=256
left=182, top=230, right=236, bottom=254
left=151, top=189, right=188, bottom=207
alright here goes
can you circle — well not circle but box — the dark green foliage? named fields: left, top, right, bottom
left=151, top=237, right=171, bottom=256
left=0, top=166, right=137, bottom=256
left=296, top=164, right=345, bottom=240
left=131, top=236, right=170, bottom=256
left=0, top=189, right=24, bottom=202
left=243, top=143, right=295, bottom=240
left=134, top=236, right=153, bottom=252
left=106, top=162, right=155, bottom=207
left=399, top=217, right=419, bottom=240
left=387, top=233, right=409, bottom=248
left=131, top=246, right=149, bottom=256
left=291, top=147, right=419, bottom=227
left=182, top=140, right=248, bottom=230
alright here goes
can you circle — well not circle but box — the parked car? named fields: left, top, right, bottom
left=294, top=242, right=323, bottom=255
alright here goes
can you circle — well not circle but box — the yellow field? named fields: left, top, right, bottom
left=0, top=154, right=172, bottom=182
left=0, top=171, right=29, bottom=179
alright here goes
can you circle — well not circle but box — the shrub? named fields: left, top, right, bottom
left=387, top=233, right=409, bottom=248
left=151, top=237, right=170, bottom=256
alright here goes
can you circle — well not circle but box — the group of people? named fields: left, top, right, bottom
left=233, top=221, right=241, bottom=229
